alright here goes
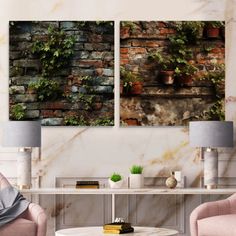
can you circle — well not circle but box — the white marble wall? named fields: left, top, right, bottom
left=0, top=0, right=236, bottom=235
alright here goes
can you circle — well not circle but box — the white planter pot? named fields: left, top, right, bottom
left=108, top=179, right=123, bottom=189
left=129, top=174, right=143, bottom=188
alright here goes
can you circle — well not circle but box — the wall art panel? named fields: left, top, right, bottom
left=120, top=21, right=225, bottom=126
left=9, top=21, right=114, bottom=126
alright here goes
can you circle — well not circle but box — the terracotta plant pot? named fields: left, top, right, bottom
left=206, top=27, right=220, bottom=38
left=124, top=119, right=140, bottom=126
left=120, top=27, right=130, bottom=39
left=177, top=75, right=193, bottom=86
left=130, top=81, right=143, bottom=95
left=159, top=71, right=174, bottom=85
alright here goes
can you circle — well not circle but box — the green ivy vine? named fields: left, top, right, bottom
left=10, top=104, right=26, bottom=120
left=32, top=25, right=75, bottom=77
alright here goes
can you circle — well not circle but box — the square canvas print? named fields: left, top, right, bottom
left=9, top=21, right=114, bottom=126
left=120, top=21, right=225, bottom=126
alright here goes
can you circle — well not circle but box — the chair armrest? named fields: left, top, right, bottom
left=0, top=173, right=11, bottom=189
left=27, top=203, right=47, bottom=236
left=190, top=199, right=230, bottom=236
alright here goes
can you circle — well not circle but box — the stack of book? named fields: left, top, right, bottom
left=103, top=222, right=134, bottom=234
left=76, top=181, right=99, bottom=189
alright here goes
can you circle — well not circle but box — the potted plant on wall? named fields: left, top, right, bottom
left=120, top=67, right=144, bottom=95
left=109, top=173, right=123, bottom=189
left=148, top=51, right=176, bottom=85
left=129, top=165, right=144, bottom=189
left=205, top=21, right=224, bottom=38
left=175, top=63, right=198, bottom=86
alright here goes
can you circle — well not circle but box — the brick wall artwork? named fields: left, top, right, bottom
left=120, top=21, right=225, bottom=126
left=9, top=21, right=114, bottom=126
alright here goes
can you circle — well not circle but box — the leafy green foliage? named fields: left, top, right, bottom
left=173, top=21, right=205, bottom=43
left=198, top=64, right=225, bottom=121
left=29, top=78, right=61, bottom=101
left=64, top=115, right=88, bottom=126
left=64, top=75, right=95, bottom=110
left=10, top=104, right=26, bottom=120
left=175, top=63, right=198, bottom=77
left=121, top=21, right=137, bottom=32
left=32, top=26, right=75, bottom=77
left=130, top=165, right=143, bottom=174
left=148, top=51, right=176, bottom=70
left=206, top=64, right=225, bottom=84
left=168, top=36, right=193, bottom=60
left=148, top=22, right=206, bottom=81
left=206, top=21, right=224, bottom=28
left=91, top=118, right=114, bottom=126
left=198, top=63, right=225, bottom=97
left=110, top=173, right=122, bottom=182
left=207, top=100, right=225, bottom=121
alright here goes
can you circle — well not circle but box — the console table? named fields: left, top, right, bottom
left=20, top=188, right=236, bottom=222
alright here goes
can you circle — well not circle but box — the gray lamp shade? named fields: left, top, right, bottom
left=3, top=121, right=41, bottom=147
left=189, top=121, right=234, bottom=148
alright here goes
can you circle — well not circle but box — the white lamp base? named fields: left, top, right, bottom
left=17, top=149, right=32, bottom=189
left=204, top=149, right=218, bottom=189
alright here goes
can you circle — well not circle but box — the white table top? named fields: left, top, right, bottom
left=55, top=226, right=178, bottom=236
left=20, top=187, right=236, bottom=195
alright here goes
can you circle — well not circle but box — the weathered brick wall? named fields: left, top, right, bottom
left=9, top=21, right=114, bottom=126
left=120, top=21, right=225, bottom=126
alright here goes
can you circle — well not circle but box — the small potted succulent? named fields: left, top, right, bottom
left=109, top=173, right=123, bottom=189
left=129, top=165, right=144, bottom=189
left=120, top=67, right=143, bottom=95
left=149, top=52, right=175, bottom=85
left=205, top=21, right=224, bottom=38
left=175, top=63, right=198, bottom=86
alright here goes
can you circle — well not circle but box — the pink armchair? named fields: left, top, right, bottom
left=190, top=194, right=236, bottom=236
left=0, top=173, right=47, bottom=236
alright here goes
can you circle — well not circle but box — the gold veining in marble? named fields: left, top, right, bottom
left=149, top=141, right=189, bottom=165
left=50, top=0, right=65, bottom=13
left=33, top=128, right=88, bottom=177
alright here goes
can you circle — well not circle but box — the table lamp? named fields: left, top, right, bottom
left=189, top=121, right=234, bottom=189
left=3, top=121, right=41, bottom=189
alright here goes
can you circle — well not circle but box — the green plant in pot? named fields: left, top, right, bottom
left=109, top=173, right=123, bottom=189
left=205, top=21, right=224, bottom=38
left=129, top=165, right=144, bottom=189
left=148, top=51, right=176, bottom=85
left=175, top=63, right=198, bottom=86
left=120, top=67, right=143, bottom=95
